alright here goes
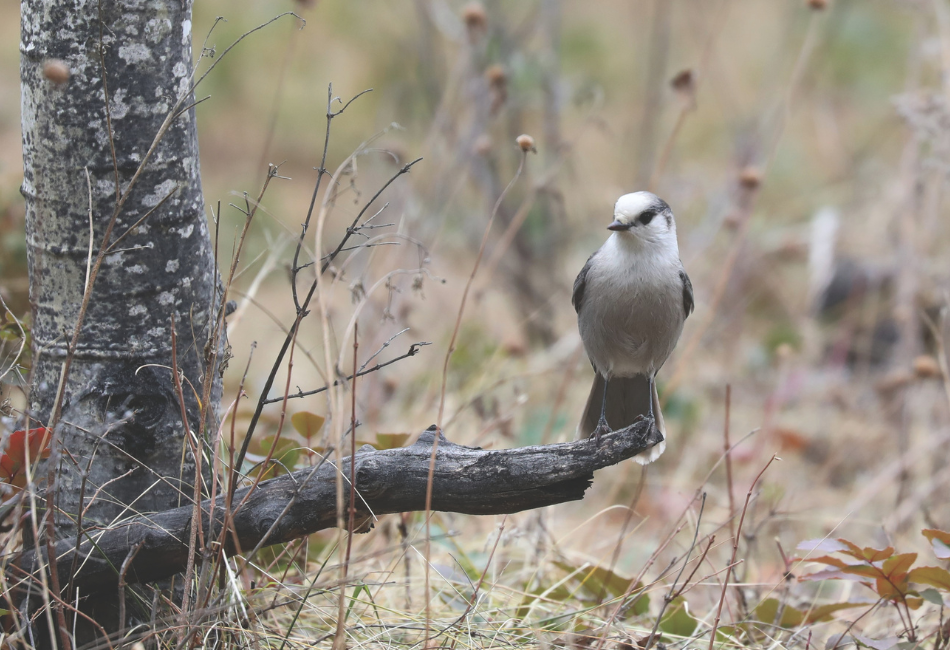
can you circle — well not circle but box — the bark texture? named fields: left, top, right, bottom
left=19, top=423, right=663, bottom=596
left=20, top=0, right=219, bottom=642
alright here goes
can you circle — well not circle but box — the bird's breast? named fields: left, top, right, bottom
left=577, top=251, right=685, bottom=377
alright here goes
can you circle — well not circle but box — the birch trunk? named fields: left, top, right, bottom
left=20, top=0, right=219, bottom=644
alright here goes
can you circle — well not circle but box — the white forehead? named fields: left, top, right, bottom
left=614, top=191, right=660, bottom=218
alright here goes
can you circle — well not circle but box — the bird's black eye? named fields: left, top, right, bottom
left=638, top=209, right=657, bottom=225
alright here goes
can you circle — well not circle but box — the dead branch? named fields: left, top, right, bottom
left=16, top=422, right=660, bottom=597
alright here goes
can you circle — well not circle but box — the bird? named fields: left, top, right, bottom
left=573, top=191, right=693, bottom=464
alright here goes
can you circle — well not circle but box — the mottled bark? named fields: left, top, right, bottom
left=20, top=0, right=220, bottom=643
left=18, top=424, right=663, bottom=596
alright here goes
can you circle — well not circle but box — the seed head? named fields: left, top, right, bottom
left=671, top=69, right=695, bottom=94
left=914, top=355, right=942, bottom=379
left=739, top=166, right=762, bottom=189
left=42, top=59, right=70, bottom=85
left=516, top=134, right=536, bottom=154
left=462, top=3, right=487, bottom=33
left=485, top=64, right=506, bottom=88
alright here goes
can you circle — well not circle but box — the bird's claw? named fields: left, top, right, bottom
left=590, top=418, right=612, bottom=447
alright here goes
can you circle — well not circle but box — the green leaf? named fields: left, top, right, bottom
left=905, top=596, right=924, bottom=610
left=291, top=411, right=325, bottom=439
left=375, top=432, right=411, bottom=450
left=659, top=596, right=698, bottom=637
left=755, top=598, right=804, bottom=628
left=919, top=588, right=944, bottom=606
left=515, top=585, right=573, bottom=622
left=345, top=583, right=367, bottom=621
left=716, top=624, right=749, bottom=643
left=553, top=560, right=637, bottom=598
left=805, top=602, right=868, bottom=623
left=756, top=598, right=866, bottom=627
left=251, top=435, right=300, bottom=478
left=624, top=593, right=650, bottom=618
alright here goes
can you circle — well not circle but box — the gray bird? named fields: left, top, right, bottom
left=573, top=191, right=693, bottom=464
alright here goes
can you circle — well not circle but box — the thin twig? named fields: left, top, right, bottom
left=104, top=184, right=180, bottom=255
left=170, top=314, right=202, bottom=643
left=436, top=515, right=508, bottom=648
left=262, top=342, right=430, bottom=404
left=644, top=493, right=707, bottom=650
left=334, top=321, right=360, bottom=649
left=426, top=149, right=529, bottom=643
left=830, top=598, right=885, bottom=650
left=117, top=541, right=145, bottom=633
left=235, top=157, right=422, bottom=476
left=321, top=158, right=423, bottom=276
left=709, top=454, right=780, bottom=650
left=723, top=384, right=736, bottom=570
left=292, top=85, right=373, bottom=311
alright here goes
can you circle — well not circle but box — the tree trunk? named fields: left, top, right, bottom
left=20, top=0, right=220, bottom=645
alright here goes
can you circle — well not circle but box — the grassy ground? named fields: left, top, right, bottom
left=3, top=0, right=950, bottom=648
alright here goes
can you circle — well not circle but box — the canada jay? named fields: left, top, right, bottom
left=573, top=191, right=693, bottom=464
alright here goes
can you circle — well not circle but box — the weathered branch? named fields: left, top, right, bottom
left=18, top=422, right=661, bottom=596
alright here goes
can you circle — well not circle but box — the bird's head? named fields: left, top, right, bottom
left=607, top=191, right=676, bottom=244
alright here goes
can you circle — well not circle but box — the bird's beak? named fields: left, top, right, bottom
left=607, top=219, right=631, bottom=231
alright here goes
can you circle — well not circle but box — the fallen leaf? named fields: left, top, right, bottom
left=0, top=427, right=51, bottom=485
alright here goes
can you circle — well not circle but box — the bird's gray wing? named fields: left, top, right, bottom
left=679, top=268, right=694, bottom=319
left=572, top=253, right=596, bottom=314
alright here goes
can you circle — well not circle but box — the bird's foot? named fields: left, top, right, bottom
left=590, top=417, right=612, bottom=446
left=633, top=414, right=645, bottom=423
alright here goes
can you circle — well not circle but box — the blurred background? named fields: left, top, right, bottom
left=2, top=0, right=950, bottom=644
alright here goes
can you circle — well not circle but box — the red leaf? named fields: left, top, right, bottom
left=0, top=427, right=50, bottom=483
left=922, top=529, right=950, bottom=545
left=774, top=427, right=810, bottom=451
left=836, top=538, right=865, bottom=560
left=908, top=566, right=950, bottom=591
left=874, top=577, right=907, bottom=600
left=882, top=553, right=916, bottom=581
left=799, top=568, right=869, bottom=583
left=807, top=555, right=852, bottom=569
left=840, top=564, right=885, bottom=580
left=921, top=529, right=950, bottom=560
left=862, top=546, right=896, bottom=563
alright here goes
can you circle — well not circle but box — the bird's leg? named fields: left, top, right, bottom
left=592, top=376, right=612, bottom=446
left=646, top=374, right=656, bottom=427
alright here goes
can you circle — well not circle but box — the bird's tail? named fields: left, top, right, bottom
left=578, top=374, right=667, bottom=465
